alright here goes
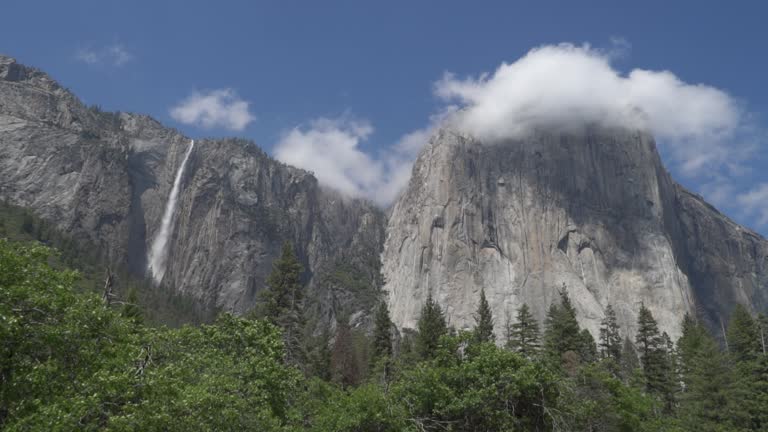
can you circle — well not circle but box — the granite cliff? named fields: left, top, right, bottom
left=382, top=127, right=768, bottom=340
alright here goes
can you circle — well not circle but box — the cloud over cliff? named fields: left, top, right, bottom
left=436, top=43, right=745, bottom=178
left=273, top=43, right=763, bottom=226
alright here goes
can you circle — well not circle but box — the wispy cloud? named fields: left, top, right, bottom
left=75, top=43, right=134, bottom=67
left=170, top=89, right=255, bottom=131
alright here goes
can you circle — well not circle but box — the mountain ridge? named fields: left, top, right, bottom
left=2, top=54, right=767, bottom=340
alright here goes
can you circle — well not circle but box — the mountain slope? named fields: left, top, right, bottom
left=0, top=55, right=385, bottom=324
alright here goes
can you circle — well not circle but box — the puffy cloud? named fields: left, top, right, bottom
left=435, top=43, right=744, bottom=178
left=75, top=44, right=133, bottom=67
left=273, top=116, right=430, bottom=205
left=170, top=89, right=255, bottom=131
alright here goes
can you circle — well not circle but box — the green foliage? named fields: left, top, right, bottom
left=635, top=303, right=675, bottom=407
left=677, top=318, right=750, bottom=431
left=394, top=336, right=560, bottom=431
left=728, top=304, right=762, bottom=363
left=579, top=328, right=598, bottom=364
left=506, top=303, right=540, bottom=357
left=0, top=200, right=214, bottom=326
left=416, top=292, right=448, bottom=360
left=258, top=241, right=306, bottom=367
left=600, top=304, right=623, bottom=363
left=371, top=301, right=393, bottom=365
left=473, top=288, right=495, bottom=344
left=4, top=236, right=767, bottom=430
left=330, top=318, right=361, bottom=388
left=0, top=240, right=299, bottom=431
left=544, top=285, right=583, bottom=361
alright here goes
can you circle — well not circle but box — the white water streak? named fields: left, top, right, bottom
left=147, top=139, right=195, bottom=283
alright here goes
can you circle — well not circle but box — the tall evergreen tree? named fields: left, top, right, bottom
left=416, top=292, right=448, bottom=360
left=599, top=304, right=622, bottom=363
left=543, top=285, right=581, bottom=359
left=507, top=304, right=540, bottom=357
left=258, top=242, right=305, bottom=365
left=371, top=301, right=393, bottom=362
left=727, top=304, right=761, bottom=363
left=473, top=288, right=495, bottom=344
left=677, top=318, right=750, bottom=430
left=635, top=304, right=674, bottom=410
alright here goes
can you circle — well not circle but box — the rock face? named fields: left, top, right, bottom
left=0, top=55, right=385, bottom=322
left=382, top=127, right=768, bottom=340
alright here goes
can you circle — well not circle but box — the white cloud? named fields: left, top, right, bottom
left=75, top=44, right=133, bottom=67
left=435, top=43, right=745, bottom=179
left=737, top=184, right=768, bottom=227
left=170, top=89, right=255, bottom=131
left=273, top=116, right=430, bottom=205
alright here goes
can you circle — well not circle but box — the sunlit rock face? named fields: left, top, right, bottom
left=383, top=127, right=768, bottom=340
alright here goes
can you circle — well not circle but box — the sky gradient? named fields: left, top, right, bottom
left=2, top=1, right=767, bottom=233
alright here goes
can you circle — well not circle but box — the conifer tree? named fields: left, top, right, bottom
left=635, top=304, right=674, bottom=409
left=726, top=306, right=768, bottom=429
left=416, top=292, right=448, bottom=359
left=727, top=304, right=761, bottom=363
left=507, top=303, right=540, bottom=357
left=543, top=285, right=581, bottom=359
left=677, top=318, right=750, bottom=430
left=599, top=304, right=622, bottom=362
left=371, top=301, right=393, bottom=362
left=259, top=242, right=305, bottom=365
left=474, top=288, right=495, bottom=344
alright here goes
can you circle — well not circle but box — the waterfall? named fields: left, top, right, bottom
left=147, top=139, right=195, bottom=284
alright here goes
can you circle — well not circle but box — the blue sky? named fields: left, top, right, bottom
left=2, top=1, right=768, bottom=234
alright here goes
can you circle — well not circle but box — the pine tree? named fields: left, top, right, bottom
left=543, top=285, right=581, bottom=359
left=371, top=301, right=393, bottom=362
left=258, top=242, right=305, bottom=366
left=727, top=304, right=761, bottom=363
left=599, top=304, right=622, bottom=363
left=725, top=306, right=768, bottom=430
left=635, top=304, right=674, bottom=410
left=473, top=288, right=495, bottom=344
left=416, top=292, right=448, bottom=360
left=677, top=318, right=750, bottom=430
left=507, top=304, right=540, bottom=357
